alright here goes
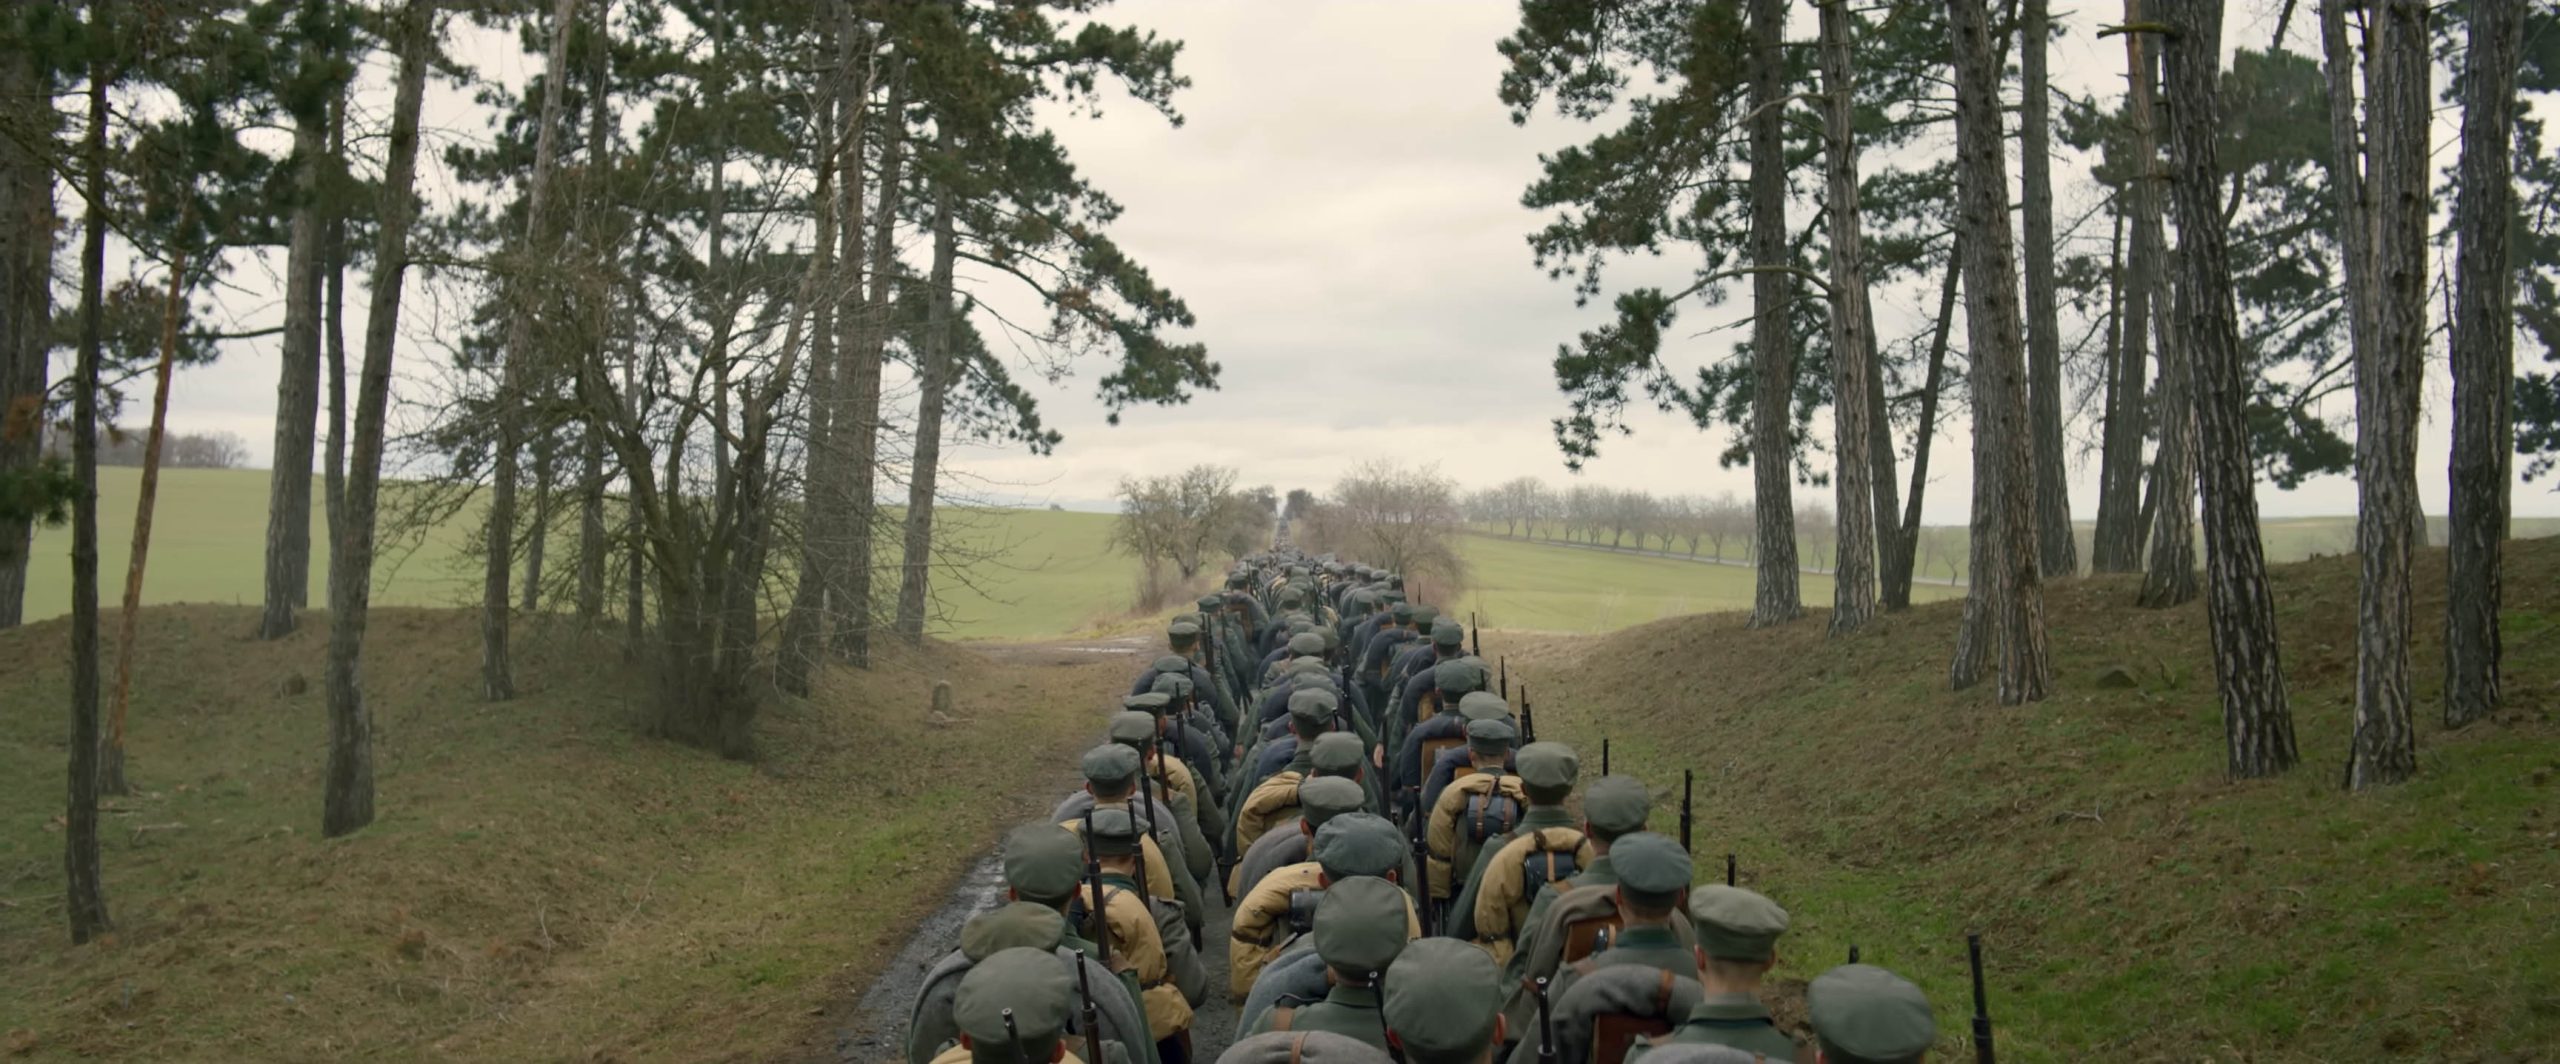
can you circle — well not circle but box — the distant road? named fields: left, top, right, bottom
left=1464, top=531, right=1969, bottom=587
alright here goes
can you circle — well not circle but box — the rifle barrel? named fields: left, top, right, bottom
left=1679, top=769, right=1694, bottom=853
left=1534, top=976, right=1558, bottom=1062
left=1970, top=932, right=1996, bottom=1064
left=1601, top=738, right=1609, bottom=776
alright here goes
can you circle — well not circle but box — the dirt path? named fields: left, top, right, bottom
left=816, top=630, right=1245, bottom=1062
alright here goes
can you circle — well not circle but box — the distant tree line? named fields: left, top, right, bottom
left=43, top=427, right=248, bottom=470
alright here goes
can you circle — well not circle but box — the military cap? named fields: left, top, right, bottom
left=1515, top=741, right=1579, bottom=792
left=1106, top=711, right=1157, bottom=747
left=1808, top=964, right=1936, bottom=1063
left=1465, top=717, right=1518, bottom=755
left=1309, top=731, right=1365, bottom=776
left=1347, top=589, right=1377, bottom=609
left=1433, top=659, right=1488, bottom=697
left=1227, top=571, right=1251, bottom=588
left=1144, top=674, right=1191, bottom=701
left=1582, top=775, right=1652, bottom=836
left=1279, top=590, right=1305, bottom=609
left=1297, top=776, right=1368, bottom=828
left=1080, top=743, right=1141, bottom=787
left=958, top=902, right=1069, bottom=959
left=1409, top=606, right=1440, bottom=630
left=1390, top=603, right=1415, bottom=622
left=1311, top=813, right=1404, bottom=878
left=1688, top=884, right=1789, bottom=962
left=1318, top=626, right=1343, bottom=652
left=954, top=947, right=1073, bottom=1050
left=1610, top=832, right=1694, bottom=896
left=1085, top=806, right=1144, bottom=857
left=1456, top=691, right=1510, bottom=723
left=1616, top=1047, right=1762, bottom=1063
left=1151, top=654, right=1192, bottom=675
left=1196, top=594, right=1225, bottom=611
left=1383, top=939, right=1503, bottom=1063
left=1219, top=1031, right=1391, bottom=1063
left=1288, top=632, right=1327, bottom=656
left=1313, top=875, right=1412, bottom=976
left=1289, top=687, right=1341, bottom=726
left=1168, top=620, right=1202, bottom=641
left=1001, top=823, right=1085, bottom=905
left=1286, top=658, right=1333, bottom=680
left=1430, top=619, right=1466, bottom=648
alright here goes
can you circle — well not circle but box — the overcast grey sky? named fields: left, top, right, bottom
left=148, top=0, right=2559, bottom=522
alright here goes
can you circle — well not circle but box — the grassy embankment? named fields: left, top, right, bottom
left=0, top=606, right=1131, bottom=1061
left=1492, top=539, right=2560, bottom=1062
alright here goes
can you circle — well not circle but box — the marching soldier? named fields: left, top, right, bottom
left=1213, top=1031, right=1390, bottom=1064
left=1629, top=886, right=1800, bottom=1061
left=1084, top=808, right=1198, bottom=1064
left=1387, top=621, right=1468, bottom=751
left=1423, top=718, right=1523, bottom=911
left=1240, top=877, right=1414, bottom=1050
left=1454, top=741, right=1590, bottom=961
left=1056, top=744, right=1204, bottom=937
left=1106, top=711, right=1218, bottom=891
left=1508, top=833, right=1702, bottom=1064
left=1234, top=730, right=1367, bottom=857
left=1230, top=775, right=1369, bottom=899
left=1229, top=814, right=1419, bottom=1002
left=1381, top=939, right=1508, bottom=1064
left=1415, top=694, right=1513, bottom=821
left=1804, top=964, right=1936, bottom=1064
left=1392, top=681, right=1494, bottom=812
left=1506, top=775, right=1663, bottom=988
left=930, top=947, right=1095, bottom=1064
left=908, top=824, right=1153, bottom=1064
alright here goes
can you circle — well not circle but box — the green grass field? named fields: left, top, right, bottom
left=21, top=468, right=1132, bottom=642
left=1447, top=531, right=1962, bottom=633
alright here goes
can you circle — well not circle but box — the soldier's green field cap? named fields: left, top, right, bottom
left=1319, top=626, right=1343, bottom=652
left=1582, top=776, right=1651, bottom=836
left=1142, top=675, right=1189, bottom=702
left=1809, top=964, right=1936, bottom=1064
left=1383, top=938, right=1502, bottom=1063
left=1390, top=603, right=1415, bottom=622
left=1002, top=823, right=1086, bottom=906
left=1106, top=711, right=1157, bottom=747
left=1168, top=619, right=1201, bottom=640
left=1152, top=654, right=1191, bottom=674
left=1465, top=717, right=1518, bottom=755
left=1410, top=606, right=1440, bottom=630
left=955, top=947, right=1073, bottom=1049
left=1086, top=806, right=1144, bottom=857
left=1280, top=590, right=1305, bottom=608
left=1310, top=732, right=1365, bottom=776
left=1434, top=659, right=1487, bottom=697
left=959, top=902, right=1068, bottom=959
left=1315, top=876, right=1411, bottom=975
left=1220, top=1031, right=1387, bottom=1063
left=1125, top=692, right=1173, bottom=716
left=1288, top=632, right=1327, bottom=656
left=1289, top=688, right=1341, bottom=726
left=1348, top=589, right=1377, bottom=609
left=1610, top=832, right=1693, bottom=898
left=1516, top=741, right=1579, bottom=792
left=1081, top=743, right=1141, bottom=786
left=1688, top=884, right=1789, bottom=962
left=1312, top=813, right=1404, bottom=878
left=1298, top=776, right=1368, bottom=827
left=1456, top=691, right=1510, bottom=723
left=1430, top=619, right=1465, bottom=648
left=1286, top=658, right=1332, bottom=680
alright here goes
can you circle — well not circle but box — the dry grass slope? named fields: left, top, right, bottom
left=1507, top=539, right=2560, bottom=1063
left=0, top=607, right=1124, bottom=1061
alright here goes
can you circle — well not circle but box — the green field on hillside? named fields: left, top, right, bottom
left=1447, top=531, right=1962, bottom=633
left=20, top=468, right=1131, bottom=642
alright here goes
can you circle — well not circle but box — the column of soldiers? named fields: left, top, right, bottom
left=907, top=552, right=1962, bottom=1064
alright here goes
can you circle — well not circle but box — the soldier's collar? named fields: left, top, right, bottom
left=1322, top=982, right=1383, bottom=1008
left=1616, top=924, right=1682, bottom=947
left=1686, top=991, right=1775, bottom=1023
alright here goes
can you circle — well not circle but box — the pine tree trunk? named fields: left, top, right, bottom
left=2444, top=0, right=2522, bottom=729
left=521, top=431, right=552, bottom=613
left=326, top=0, right=433, bottom=838
left=2348, top=0, right=2429, bottom=789
left=66, top=41, right=112, bottom=944
left=2132, top=0, right=2198, bottom=609
left=835, top=37, right=905, bottom=666
left=1864, top=268, right=1906, bottom=609
left=0, top=26, right=52, bottom=632
left=257, top=105, right=330, bottom=640
left=2019, top=0, right=2075, bottom=579
left=323, top=99, right=349, bottom=611
left=102, top=245, right=190, bottom=797
left=1946, top=0, right=2052, bottom=704
left=1744, top=0, right=1800, bottom=630
left=776, top=41, right=851, bottom=697
left=2093, top=188, right=2149, bottom=571
left=479, top=0, right=579, bottom=701
left=2164, top=0, right=2299, bottom=780
left=1817, top=0, right=1878, bottom=636
left=574, top=5, right=611, bottom=626
left=894, top=125, right=959, bottom=645
left=1889, top=242, right=1961, bottom=611
left=2318, top=0, right=2381, bottom=450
